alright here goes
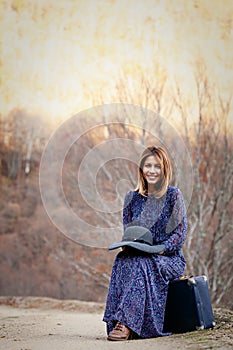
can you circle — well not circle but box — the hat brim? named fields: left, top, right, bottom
left=108, top=241, right=165, bottom=254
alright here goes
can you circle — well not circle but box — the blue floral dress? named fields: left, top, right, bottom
left=103, top=186, right=188, bottom=338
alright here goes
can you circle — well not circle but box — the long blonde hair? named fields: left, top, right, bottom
left=135, top=146, right=172, bottom=198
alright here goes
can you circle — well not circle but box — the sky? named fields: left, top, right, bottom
left=1, top=0, right=233, bottom=122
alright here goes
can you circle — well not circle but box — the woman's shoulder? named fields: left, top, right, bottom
left=167, top=185, right=180, bottom=193
left=124, top=190, right=142, bottom=203
left=166, top=186, right=183, bottom=199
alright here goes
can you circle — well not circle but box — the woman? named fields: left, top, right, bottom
left=103, top=146, right=188, bottom=341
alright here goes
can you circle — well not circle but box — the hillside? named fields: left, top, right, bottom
left=0, top=171, right=115, bottom=302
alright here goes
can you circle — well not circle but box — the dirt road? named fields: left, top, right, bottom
left=0, top=297, right=232, bottom=350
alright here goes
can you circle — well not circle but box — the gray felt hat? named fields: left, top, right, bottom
left=108, top=225, right=166, bottom=254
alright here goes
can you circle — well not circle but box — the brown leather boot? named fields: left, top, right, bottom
left=107, top=321, right=133, bottom=341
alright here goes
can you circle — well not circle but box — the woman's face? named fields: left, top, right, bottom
left=142, top=155, right=162, bottom=186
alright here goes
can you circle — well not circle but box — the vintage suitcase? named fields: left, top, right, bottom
left=163, top=275, right=215, bottom=333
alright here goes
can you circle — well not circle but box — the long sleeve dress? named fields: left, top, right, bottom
left=103, top=186, right=188, bottom=339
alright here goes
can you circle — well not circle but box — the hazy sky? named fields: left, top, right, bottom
left=1, top=0, right=233, bottom=121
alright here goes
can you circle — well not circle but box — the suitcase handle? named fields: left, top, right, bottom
left=178, top=275, right=193, bottom=280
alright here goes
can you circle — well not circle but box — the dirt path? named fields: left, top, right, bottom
left=0, top=297, right=232, bottom=350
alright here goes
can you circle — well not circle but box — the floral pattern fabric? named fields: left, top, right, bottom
left=103, top=186, right=188, bottom=338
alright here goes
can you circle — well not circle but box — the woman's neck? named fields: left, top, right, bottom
left=147, top=185, right=157, bottom=194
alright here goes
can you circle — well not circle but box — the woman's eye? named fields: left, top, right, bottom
left=144, top=164, right=161, bottom=169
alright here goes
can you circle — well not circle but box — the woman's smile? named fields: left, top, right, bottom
left=145, top=174, right=160, bottom=184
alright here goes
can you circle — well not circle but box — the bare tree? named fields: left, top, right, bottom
left=113, top=64, right=169, bottom=145
left=173, top=60, right=233, bottom=306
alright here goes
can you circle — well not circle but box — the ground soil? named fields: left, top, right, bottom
left=0, top=296, right=232, bottom=350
